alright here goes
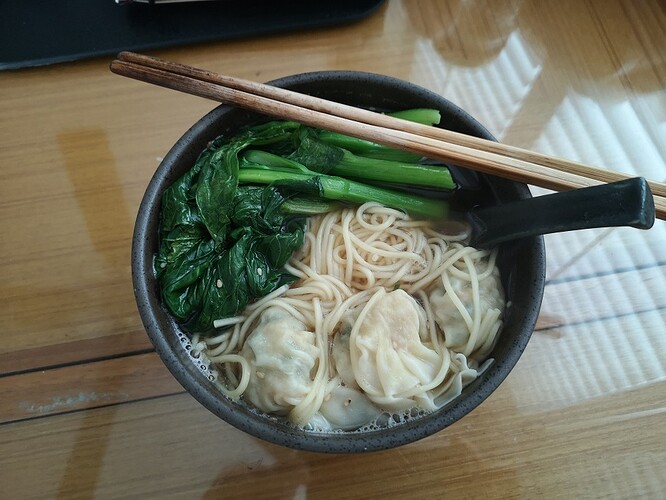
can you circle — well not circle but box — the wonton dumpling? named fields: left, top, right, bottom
left=350, top=288, right=443, bottom=410
left=432, top=352, right=487, bottom=407
left=240, top=307, right=319, bottom=415
left=429, top=269, right=504, bottom=355
left=318, top=385, right=381, bottom=431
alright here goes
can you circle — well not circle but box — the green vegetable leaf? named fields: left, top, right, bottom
left=288, top=128, right=344, bottom=175
left=156, top=123, right=306, bottom=334
left=156, top=112, right=454, bottom=335
left=160, top=238, right=217, bottom=320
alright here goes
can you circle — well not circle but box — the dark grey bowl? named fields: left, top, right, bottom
left=132, top=71, right=546, bottom=453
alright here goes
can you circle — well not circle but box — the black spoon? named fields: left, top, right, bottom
left=467, top=177, right=655, bottom=249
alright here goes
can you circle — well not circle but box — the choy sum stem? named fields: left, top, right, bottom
left=248, top=146, right=455, bottom=190
left=317, top=108, right=442, bottom=162
left=329, top=150, right=455, bottom=189
left=238, top=168, right=448, bottom=219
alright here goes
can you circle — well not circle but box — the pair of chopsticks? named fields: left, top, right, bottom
left=110, top=51, right=666, bottom=220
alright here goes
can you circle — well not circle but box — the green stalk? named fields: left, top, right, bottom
left=248, top=148, right=455, bottom=190
left=317, top=132, right=421, bottom=162
left=331, top=150, right=455, bottom=189
left=388, top=108, right=441, bottom=125
left=243, top=149, right=310, bottom=173
left=280, top=197, right=341, bottom=215
left=317, top=108, right=441, bottom=162
left=238, top=168, right=448, bottom=219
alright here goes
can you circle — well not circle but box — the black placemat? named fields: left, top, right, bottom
left=0, top=0, right=385, bottom=71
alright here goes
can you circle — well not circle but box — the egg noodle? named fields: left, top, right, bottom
left=191, top=202, right=504, bottom=429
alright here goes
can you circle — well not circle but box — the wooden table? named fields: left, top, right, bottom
left=2, top=1, right=665, bottom=497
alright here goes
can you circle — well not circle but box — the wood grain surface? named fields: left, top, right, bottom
left=1, top=0, right=664, bottom=498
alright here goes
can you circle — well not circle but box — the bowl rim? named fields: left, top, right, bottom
left=132, top=70, right=546, bottom=453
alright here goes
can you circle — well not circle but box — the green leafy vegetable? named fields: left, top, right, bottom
left=156, top=123, right=305, bottom=334
left=156, top=111, right=456, bottom=335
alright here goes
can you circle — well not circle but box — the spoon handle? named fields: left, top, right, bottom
left=468, top=177, right=655, bottom=249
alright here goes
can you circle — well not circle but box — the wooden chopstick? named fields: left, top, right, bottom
left=116, top=51, right=666, bottom=200
left=110, top=52, right=666, bottom=220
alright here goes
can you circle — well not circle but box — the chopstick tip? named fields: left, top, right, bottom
left=117, top=51, right=133, bottom=59
left=109, top=59, right=122, bottom=74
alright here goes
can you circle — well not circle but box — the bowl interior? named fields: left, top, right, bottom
left=132, top=71, right=546, bottom=453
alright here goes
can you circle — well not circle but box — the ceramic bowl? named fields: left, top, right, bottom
left=132, top=71, right=546, bottom=453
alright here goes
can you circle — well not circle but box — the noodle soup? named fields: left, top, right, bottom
left=133, top=70, right=545, bottom=452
